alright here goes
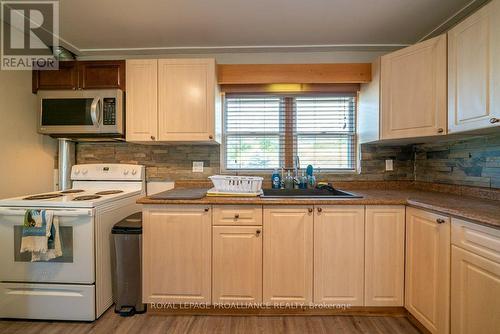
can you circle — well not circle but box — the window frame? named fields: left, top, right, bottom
left=221, top=92, right=358, bottom=173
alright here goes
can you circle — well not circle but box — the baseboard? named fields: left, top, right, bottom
left=147, top=305, right=407, bottom=317
left=405, top=311, right=432, bottom=334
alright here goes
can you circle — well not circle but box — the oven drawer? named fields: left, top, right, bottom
left=0, top=282, right=95, bottom=321
left=0, top=208, right=95, bottom=284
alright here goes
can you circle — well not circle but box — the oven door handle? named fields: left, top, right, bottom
left=0, top=208, right=93, bottom=217
left=90, top=97, right=102, bottom=127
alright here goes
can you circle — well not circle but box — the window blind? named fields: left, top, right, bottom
left=224, top=94, right=356, bottom=171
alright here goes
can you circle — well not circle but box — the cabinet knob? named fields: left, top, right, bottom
left=150, top=135, right=156, bottom=140
left=204, top=207, right=210, bottom=212
left=234, top=213, right=239, bottom=219
left=209, top=135, right=214, bottom=140
left=256, top=230, right=261, bottom=236
left=437, top=128, right=444, bottom=133
left=490, top=118, right=499, bottom=124
left=436, top=218, right=446, bottom=224
left=308, top=208, right=313, bottom=213
left=317, top=207, right=323, bottom=213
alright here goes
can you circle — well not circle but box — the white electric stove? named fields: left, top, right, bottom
left=0, top=164, right=145, bottom=321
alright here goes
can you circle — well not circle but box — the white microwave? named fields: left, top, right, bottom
left=38, top=89, right=124, bottom=138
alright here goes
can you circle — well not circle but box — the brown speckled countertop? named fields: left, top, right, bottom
left=138, top=188, right=500, bottom=229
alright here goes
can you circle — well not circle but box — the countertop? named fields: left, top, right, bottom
left=138, top=188, right=500, bottom=229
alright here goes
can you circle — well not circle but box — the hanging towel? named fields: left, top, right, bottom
left=20, top=210, right=63, bottom=262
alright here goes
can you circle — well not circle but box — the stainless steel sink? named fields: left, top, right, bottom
left=261, top=188, right=362, bottom=198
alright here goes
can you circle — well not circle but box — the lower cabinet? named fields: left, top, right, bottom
left=212, top=226, right=262, bottom=304
left=450, top=218, right=500, bottom=334
left=263, top=206, right=313, bottom=304
left=364, top=206, right=405, bottom=306
left=314, top=206, right=365, bottom=305
left=142, top=205, right=211, bottom=304
left=405, top=207, right=450, bottom=334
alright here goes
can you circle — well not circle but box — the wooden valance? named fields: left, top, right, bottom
left=217, top=63, right=371, bottom=85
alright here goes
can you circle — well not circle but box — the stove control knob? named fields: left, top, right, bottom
left=131, top=169, right=137, bottom=175
left=82, top=169, right=88, bottom=175
left=74, top=169, right=80, bottom=175
left=123, top=170, right=129, bottom=175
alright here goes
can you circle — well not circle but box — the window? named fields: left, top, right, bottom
left=223, top=93, right=357, bottom=171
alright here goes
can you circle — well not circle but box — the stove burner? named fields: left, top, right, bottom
left=60, top=189, right=85, bottom=194
left=95, top=190, right=124, bottom=195
left=24, top=194, right=64, bottom=200
left=73, top=195, right=102, bottom=201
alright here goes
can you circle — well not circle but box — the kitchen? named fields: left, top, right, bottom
left=0, top=0, right=499, bottom=333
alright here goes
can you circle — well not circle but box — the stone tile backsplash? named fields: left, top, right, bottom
left=76, top=142, right=414, bottom=182
left=76, top=133, right=499, bottom=189
left=414, top=133, right=500, bottom=189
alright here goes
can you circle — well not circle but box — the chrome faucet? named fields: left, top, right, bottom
left=294, top=156, right=300, bottom=178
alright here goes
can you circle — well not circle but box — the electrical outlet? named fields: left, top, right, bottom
left=385, top=159, right=394, bottom=171
left=192, top=161, right=204, bottom=173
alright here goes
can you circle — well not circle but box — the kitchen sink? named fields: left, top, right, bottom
left=261, top=188, right=362, bottom=198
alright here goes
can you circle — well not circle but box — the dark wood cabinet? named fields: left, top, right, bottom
left=32, top=60, right=125, bottom=93
left=78, top=60, right=125, bottom=90
left=32, top=61, right=78, bottom=92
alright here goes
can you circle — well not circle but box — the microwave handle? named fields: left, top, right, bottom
left=90, top=97, right=102, bottom=126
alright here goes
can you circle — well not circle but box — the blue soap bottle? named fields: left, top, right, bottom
left=271, top=168, right=281, bottom=189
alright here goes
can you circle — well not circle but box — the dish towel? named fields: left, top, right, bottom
left=20, top=210, right=63, bottom=262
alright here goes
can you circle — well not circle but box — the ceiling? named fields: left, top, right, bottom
left=59, top=0, right=476, bottom=55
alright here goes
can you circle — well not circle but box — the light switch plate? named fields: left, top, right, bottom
left=192, top=161, right=204, bottom=173
left=385, top=159, right=394, bottom=171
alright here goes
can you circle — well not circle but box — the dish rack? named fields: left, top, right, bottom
left=209, top=175, right=263, bottom=194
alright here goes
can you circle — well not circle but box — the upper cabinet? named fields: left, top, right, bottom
left=359, top=34, right=447, bottom=143
left=448, top=0, right=500, bottom=133
left=32, top=60, right=125, bottom=93
left=126, top=59, right=158, bottom=142
left=380, top=34, right=447, bottom=140
left=126, top=58, right=221, bottom=143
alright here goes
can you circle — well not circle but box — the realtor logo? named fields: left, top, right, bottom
left=1, top=0, right=59, bottom=70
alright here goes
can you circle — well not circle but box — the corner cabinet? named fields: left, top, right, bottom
left=405, top=207, right=450, bottom=334
left=313, top=206, right=365, bottom=306
left=142, top=205, right=211, bottom=304
left=263, top=206, right=313, bottom=304
left=448, top=0, right=500, bottom=133
left=125, top=58, right=221, bottom=143
left=380, top=34, right=447, bottom=139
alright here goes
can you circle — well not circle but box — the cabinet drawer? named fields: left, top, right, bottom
left=452, top=218, right=500, bottom=263
left=213, top=205, right=262, bottom=226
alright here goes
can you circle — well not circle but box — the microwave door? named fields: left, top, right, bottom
left=39, top=97, right=101, bottom=134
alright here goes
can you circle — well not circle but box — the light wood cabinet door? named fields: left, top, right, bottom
left=381, top=34, right=447, bottom=139
left=212, top=226, right=262, bottom=304
left=405, top=207, right=450, bottom=334
left=158, top=58, right=216, bottom=142
left=364, top=206, right=405, bottom=306
left=448, top=0, right=500, bottom=133
left=263, top=206, right=313, bottom=304
left=451, top=246, right=500, bottom=334
left=314, top=206, right=365, bottom=306
left=142, top=205, right=211, bottom=304
left=125, top=59, right=158, bottom=142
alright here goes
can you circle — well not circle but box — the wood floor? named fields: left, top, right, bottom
left=0, top=308, right=421, bottom=334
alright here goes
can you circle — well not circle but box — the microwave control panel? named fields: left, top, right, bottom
left=103, top=98, right=116, bottom=125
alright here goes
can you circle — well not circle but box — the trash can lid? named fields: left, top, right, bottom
left=112, top=212, right=142, bottom=234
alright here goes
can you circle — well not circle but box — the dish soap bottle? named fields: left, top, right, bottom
left=284, top=170, right=294, bottom=190
left=271, top=168, right=281, bottom=189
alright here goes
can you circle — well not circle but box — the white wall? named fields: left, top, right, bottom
left=0, top=70, right=57, bottom=199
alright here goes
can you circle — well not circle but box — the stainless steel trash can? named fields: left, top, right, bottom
left=111, top=212, right=146, bottom=316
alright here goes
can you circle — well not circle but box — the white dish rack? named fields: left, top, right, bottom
left=209, top=175, right=263, bottom=193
